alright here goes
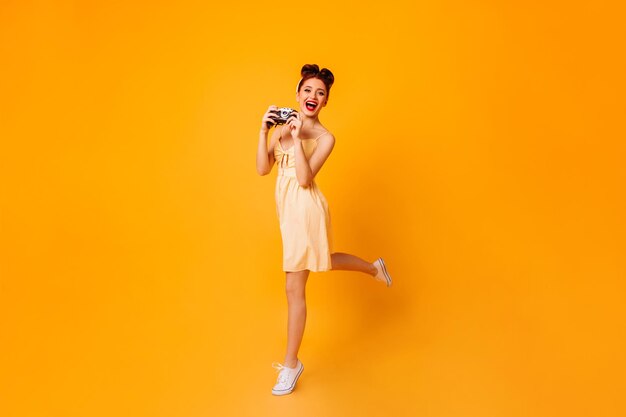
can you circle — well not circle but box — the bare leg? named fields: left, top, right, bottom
left=330, top=252, right=377, bottom=276
left=283, top=269, right=310, bottom=368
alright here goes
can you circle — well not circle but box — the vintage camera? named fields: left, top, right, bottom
left=267, top=107, right=298, bottom=128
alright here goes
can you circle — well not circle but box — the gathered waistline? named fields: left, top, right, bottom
left=278, top=167, right=297, bottom=177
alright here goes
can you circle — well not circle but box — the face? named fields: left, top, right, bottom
left=296, top=78, right=328, bottom=117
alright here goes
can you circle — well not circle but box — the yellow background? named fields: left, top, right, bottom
left=1, top=1, right=625, bottom=416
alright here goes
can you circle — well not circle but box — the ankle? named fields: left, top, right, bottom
left=283, top=358, right=298, bottom=368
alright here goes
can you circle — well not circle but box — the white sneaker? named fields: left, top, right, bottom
left=271, top=359, right=304, bottom=396
left=373, top=257, right=392, bottom=287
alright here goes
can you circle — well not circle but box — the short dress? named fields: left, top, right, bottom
left=274, top=127, right=334, bottom=272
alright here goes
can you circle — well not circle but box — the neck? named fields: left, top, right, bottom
left=301, top=114, right=319, bottom=130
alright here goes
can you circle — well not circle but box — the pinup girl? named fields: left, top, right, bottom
left=256, top=64, right=393, bottom=396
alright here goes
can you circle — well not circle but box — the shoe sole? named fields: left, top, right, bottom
left=378, top=258, right=392, bottom=287
left=271, top=363, right=304, bottom=396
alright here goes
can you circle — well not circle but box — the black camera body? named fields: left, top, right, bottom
left=267, top=107, right=298, bottom=128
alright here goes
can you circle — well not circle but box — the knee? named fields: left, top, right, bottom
left=285, top=282, right=306, bottom=301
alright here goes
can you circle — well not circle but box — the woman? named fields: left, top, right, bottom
left=256, top=64, right=393, bottom=396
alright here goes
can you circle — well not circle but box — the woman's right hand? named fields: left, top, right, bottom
left=260, top=105, right=278, bottom=134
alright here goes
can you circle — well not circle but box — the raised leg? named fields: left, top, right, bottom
left=330, top=252, right=377, bottom=276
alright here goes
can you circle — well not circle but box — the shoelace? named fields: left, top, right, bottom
left=272, top=362, right=290, bottom=385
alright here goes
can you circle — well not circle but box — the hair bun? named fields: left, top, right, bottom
left=296, top=64, right=335, bottom=96
left=301, top=64, right=320, bottom=77
left=318, top=68, right=334, bottom=87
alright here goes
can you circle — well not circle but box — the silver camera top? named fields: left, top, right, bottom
left=278, top=107, right=295, bottom=119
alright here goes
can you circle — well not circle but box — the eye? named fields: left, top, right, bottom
left=304, top=88, right=311, bottom=92
left=318, top=91, right=325, bottom=96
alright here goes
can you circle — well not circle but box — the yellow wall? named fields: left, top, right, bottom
left=1, top=1, right=624, bottom=416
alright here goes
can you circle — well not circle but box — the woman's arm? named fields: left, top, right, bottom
left=257, top=106, right=279, bottom=175
left=287, top=113, right=335, bottom=187
left=257, top=130, right=278, bottom=175
left=293, top=132, right=335, bottom=187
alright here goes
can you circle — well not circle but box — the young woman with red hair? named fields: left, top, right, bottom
left=256, top=64, right=393, bottom=396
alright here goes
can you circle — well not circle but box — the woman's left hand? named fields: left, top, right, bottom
left=287, top=112, right=303, bottom=141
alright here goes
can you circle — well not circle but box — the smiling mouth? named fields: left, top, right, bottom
left=305, top=101, right=318, bottom=111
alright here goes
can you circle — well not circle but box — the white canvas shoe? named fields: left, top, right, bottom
left=271, top=359, right=304, bottom=396
left=373, top=258, right=393, bottom=287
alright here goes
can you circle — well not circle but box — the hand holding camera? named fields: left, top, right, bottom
left=263, top=106, right=299, bottom=130
left=286, top=110, right=303, bottom=139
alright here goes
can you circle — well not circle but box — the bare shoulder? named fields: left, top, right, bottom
left=317, top=130, right=335, bottom=146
